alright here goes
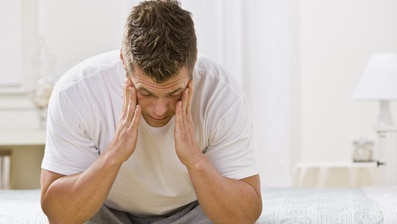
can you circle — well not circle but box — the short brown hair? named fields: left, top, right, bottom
left=121, top=0, right=197, bottom=83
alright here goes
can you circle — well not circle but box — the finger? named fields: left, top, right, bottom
left=128, top=78, right=137, bottom=108
left=126, top=80, right=137, bottom=123
left=121, top=79, right=131, bottom=120
left=129, top=105, right=141, bottom=130
left=175, top=101, right=183, bottom=130
left=181, top=88, right=189, bottom=123
left=186, top=80, right=193, bottom=119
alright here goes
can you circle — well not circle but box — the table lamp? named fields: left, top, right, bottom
left=352, top=53, right=397, bottom=129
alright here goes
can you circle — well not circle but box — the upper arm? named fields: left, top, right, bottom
left=240, top=174, right=263, bottom=218
left=205, top=97, right=258, bottom=180
left=42, top=87, right=98, bottom=176
left=241, top=174, right=261, bottom=200
left=40, top=169, right=65, bottom=202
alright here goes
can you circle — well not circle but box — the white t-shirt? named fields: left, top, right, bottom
left=42, top=50, right=258, bottom=216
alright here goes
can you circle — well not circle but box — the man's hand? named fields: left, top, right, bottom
left=174, top=80, right=201, bottom=166
left=108, top=78, right=141, bottom=163
left=41, top=78, right=142, bottom=224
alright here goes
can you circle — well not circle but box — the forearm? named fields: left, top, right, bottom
left=41, top=153, right=122, bottom=224
left=186, top=156, right=262, bottom=224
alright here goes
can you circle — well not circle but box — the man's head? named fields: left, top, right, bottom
left=120, top=0, right=197, bottom=127
left=121, top=0, right=197, bottom=82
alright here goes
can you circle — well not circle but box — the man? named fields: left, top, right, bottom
left=40, top=0, right=262, bottom=223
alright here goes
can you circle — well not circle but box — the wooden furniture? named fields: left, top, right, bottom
left=294, top=161, right=379, bottom=187
left=0, top=130, right=46, bottom=189
left=376, top=127, right=397, bottom=185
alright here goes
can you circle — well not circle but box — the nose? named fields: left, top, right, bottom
left=152, top=98, right=169, bottom=117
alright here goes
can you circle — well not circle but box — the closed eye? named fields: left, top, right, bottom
left=169, top=91, right=182, bottom=97
left=168, top=87, right=185, bottom=97
left=138, top=89, right=152, bottom=96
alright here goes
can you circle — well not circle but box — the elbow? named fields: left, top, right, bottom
left=241, top=209, right=263, bottom=224
left=243, top=194, right=263, bottom=224
left=40, top=201, right=63, bottom=224
left=254, top=196, right=263, bottom=221
left=213, top=202, right=263, bottom=224
left=42, top=213, right=84, bottom=224
left=41, top=207, right=60, bottom=224
left=41, top=207, right=88, bottom=224
left=41, top=192, right=60, bottom=223
left=41, top=198, right=84, bottom=224
left=40, top=193, right=53, bottom=222
left=246, top=203, right=263, bottom=224
left=221, top=212, right=262, bottom=224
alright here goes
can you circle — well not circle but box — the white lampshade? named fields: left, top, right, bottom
left=353, top=53, right=397, bottom=100
left=352, top=53, right=397, bottom=128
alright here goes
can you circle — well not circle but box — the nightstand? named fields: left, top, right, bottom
left=376, top=126, right=397, bottom=185
left=294, top=161, right=380, bottom=187
left=0, top=130, right=46, bottom=189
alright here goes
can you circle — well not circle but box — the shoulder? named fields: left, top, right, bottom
left=54, top=50, right=123, bottom=95
left=194, top=55, right=243, bottom=94
left=194, top=55, right=230, bottom=80
left=193, top=55, right=245, bottom=110
left=46, top=50, right=124, bottom=148
left=49, top=50, right=124, bottom=119
left=192, top=55, right=250, bottom=137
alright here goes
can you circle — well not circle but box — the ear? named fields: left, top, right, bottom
left=120, top=49, right=126, bottom=70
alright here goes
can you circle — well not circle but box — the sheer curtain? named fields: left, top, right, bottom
left=38, top=0, right=292, bottom=187
left=244, top=0, right=292, bottom=187
left=181, top=0, right=292, bottom=187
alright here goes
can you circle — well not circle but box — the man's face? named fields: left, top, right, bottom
left=129, top=66, right=191, bottom=127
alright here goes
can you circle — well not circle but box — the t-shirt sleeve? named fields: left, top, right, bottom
left=41, top=87, right=99, bottom=175
left=204, top=96, right=259, bottom=180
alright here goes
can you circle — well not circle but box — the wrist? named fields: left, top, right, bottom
left=184, top=152, right=207, bottom=172
left=101, top=147, right=125, bottom=169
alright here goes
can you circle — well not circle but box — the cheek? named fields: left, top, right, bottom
left=136, top=96, right=149, bottom=109
left=168, top=99, right=179, bottom=112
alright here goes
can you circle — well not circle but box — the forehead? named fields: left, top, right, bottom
left=130, top=66, right=190, bottom=92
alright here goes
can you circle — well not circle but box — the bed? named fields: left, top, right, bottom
left=1, top=186, right=396, bottom=224
left=257, top=186, right=397, bottom=223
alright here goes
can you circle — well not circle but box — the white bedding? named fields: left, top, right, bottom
left=0, top=186, right=396, bottom=224
left=0, top=190, right=46, bottom=224
left=257, top=186, right=397, bottom=224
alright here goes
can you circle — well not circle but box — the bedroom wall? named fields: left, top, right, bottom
left=0, top=0, right=43, bottom=189
left=2, top=0, right=397, bottom=188
left=297, top=0, right=397, bottom=162
left=0, top=0, right=40, bottom=131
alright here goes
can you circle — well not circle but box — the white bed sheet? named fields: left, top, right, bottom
left=0, top=186, right=396, bottom=224
left=258, top=186, right=397, bottom=224
left=0, top=190, right=46, bottom=224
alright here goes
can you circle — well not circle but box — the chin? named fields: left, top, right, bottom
left=144, top=116, right=172, bottom=127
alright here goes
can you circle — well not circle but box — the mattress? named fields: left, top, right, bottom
left=0, top=186, right=396, bottom=224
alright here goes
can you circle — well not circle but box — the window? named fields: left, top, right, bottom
left=0, top=1, right=22, bottom=87
left=38, top=0, right=138, bottom=80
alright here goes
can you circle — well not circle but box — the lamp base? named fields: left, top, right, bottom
left=374, top=100, right=395, bottom=131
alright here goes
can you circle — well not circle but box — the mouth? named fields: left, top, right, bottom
left=150, top=116, right=168, bottom=121
left=145, top=115, right=172, bottom=125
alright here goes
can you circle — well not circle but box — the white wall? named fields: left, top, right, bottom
left=297, top=0, right=397, bottom=162
left=0, top=0, right=40, bottom=131
left=2, top=0, right=397, bottom=187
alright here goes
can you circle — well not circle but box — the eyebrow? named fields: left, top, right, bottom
left=137, top=87, right=184, bottom=96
